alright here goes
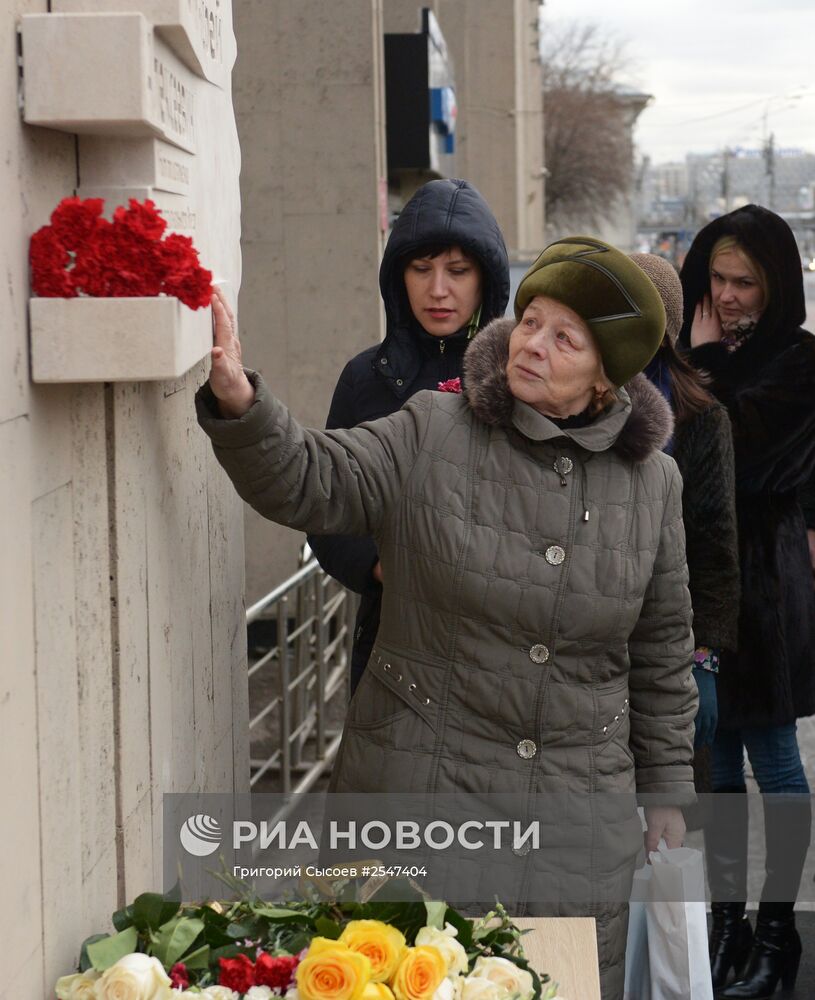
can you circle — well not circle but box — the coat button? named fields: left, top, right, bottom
left=380, top=357, right=388, bottom=365
left=554, top=456, right=574, bottom=476
left=545, top=545, right=566, bottom=566
left=529, top=643, right=550, bottom=664
left=396, top=378, right=403, bottom=386
left=513, top=841, right=532, bottom=857
left=517, top=739, right=537, bottom=759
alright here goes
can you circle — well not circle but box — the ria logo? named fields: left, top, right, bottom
left=180, top=814, right=222, bottom=856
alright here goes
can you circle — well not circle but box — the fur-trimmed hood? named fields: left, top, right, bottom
left=462, top=317, right=674, bottom=463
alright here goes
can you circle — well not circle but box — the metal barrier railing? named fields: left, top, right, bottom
left=246, top=558, right=357, bottom=792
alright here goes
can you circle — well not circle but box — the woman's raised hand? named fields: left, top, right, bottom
left=690, top=294, right=723, bottom=347
left=209, top=286, right=256, bottom=419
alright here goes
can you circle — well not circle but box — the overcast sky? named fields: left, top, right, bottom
left=540, top=0, right=815, bottom=164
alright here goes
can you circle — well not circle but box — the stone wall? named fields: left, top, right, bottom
left=233, top=0, right=388, bottom=603
left=1, top=3, right=247, bottom=994
left=384, top=0, right=545, bottom=259
left=236, top=0, right=545, bottom=601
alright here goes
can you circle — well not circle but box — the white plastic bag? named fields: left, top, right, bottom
left=645, top=845, right=713, bottom=1000
left=623, top=864, right=652, bottom=1000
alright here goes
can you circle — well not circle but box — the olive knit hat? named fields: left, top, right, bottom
left=514, top=236, right=666, bottom=387
left=629, top=252, right=682, bottom=345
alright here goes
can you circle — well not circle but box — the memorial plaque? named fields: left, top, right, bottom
left=22, top=13, right=197, bottom=152
left=53, top=0, right=236, bottom=88
left=79, top=137, right=193, bottom=197
left=75, top=185, right=198, bottom=236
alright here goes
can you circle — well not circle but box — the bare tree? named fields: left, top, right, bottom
left=541, top=22, right=641, bottom=232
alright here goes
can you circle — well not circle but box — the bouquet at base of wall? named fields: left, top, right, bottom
left=54, top=887, right=565, bottom=1000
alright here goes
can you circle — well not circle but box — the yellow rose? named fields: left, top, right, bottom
left=55, top=971, right=100, bottom=1000
left=340, top=920, right=407, bottom=983
left=297, top=938, right=372, bottom=1000
left=93, top=953, right=172, bottom=1000
left=391, top=947, right=446, bottom=1000
left=362, top=984, right=396, bottom=1000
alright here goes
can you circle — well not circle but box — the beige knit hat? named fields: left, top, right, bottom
left=628, top=253, right=683, bottom=345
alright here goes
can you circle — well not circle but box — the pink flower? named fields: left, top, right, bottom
left=437, top=377, right=462, bottom=393
left=169, top=962, right=189, bottom=990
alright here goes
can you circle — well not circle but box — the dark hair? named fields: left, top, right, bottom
left=400, top=243, right=480, bottom=267
left=659, top=338, right=714, bottom=425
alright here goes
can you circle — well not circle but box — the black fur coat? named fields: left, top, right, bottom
left=678, top=205, right=815, bottom=728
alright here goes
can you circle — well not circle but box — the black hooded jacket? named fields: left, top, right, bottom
left=677, top=205, right=815, bottom=727
left=307, top=179, right=510, bottom=693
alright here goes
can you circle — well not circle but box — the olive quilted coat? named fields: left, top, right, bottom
left=196, top=317, right=698, bottom=1000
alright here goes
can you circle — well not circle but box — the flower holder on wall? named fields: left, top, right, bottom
left=29, top=295, right=212, bottom=383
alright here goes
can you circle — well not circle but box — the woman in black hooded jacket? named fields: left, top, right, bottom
left=678, top=205, right=815, bottom=998
left=307, top=179, right=509, bottom=694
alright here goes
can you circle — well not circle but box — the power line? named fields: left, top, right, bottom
left=641, top=90, right=813, bottom=128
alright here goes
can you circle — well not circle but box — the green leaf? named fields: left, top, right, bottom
left=314, top=917, right=342, bottom=939
left=210, top=942, right=246, bottom=963
left=181, top=943, right=211, bottom=970
left=226, top=920, right=257, bottom=939
left=79, top=935, right=110, bottom=973
left=152, top=916, right=205, bottom=968
left=251, top=906, right=309, bottom=920
left=443, top=909, right=472, bottom=947
left=423, top=902, right=447, bottom=930
left=111, top=906, right=135, bottom=933
left=132, top=892, right=181, bottom=931
left=86, top=926, right=140, bottom=971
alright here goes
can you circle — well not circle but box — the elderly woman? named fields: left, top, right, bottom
left=678, top=205, right=815, bottom=998
left=197, top=237, right=698, bottom=1000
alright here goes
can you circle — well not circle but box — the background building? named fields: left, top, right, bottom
left=234, top=0, right=545, bottom=601
left=638, top=146, right=815, bottom=263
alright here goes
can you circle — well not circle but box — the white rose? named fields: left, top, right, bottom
left=55, top=971, right=101, bottom=1000
left=94, top=953, right=172, bottom=1000
left=246, top=989, right=274, bottom=1000
left=415, top=924, right=468, bottom=978
left=199, top=988, right=239, bottom=1000
left=459, top=977, right=504, bottom=1000
left=284, top=988, right=300, bottom=1000
left=433, top=977, right=463, bottom=1000
left=470, top=958, right=534, bottom=1000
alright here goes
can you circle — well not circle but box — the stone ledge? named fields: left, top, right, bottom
left=30, top=295, right=212, bottom=383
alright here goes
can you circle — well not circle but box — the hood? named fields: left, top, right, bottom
left=677, top=204, right=806, bottom=353
left=462, top=317, right=674, bottom=463
left=379, top=178, right=510, bottom=333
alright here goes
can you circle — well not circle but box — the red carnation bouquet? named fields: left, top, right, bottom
left=29, top=196, right=212, bottom=310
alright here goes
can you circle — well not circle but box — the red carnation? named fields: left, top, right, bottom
left=219, top=954, right=256, bottom=994
left=30, top=196, right=212, bottom=308
left=113, top=198, right=167, bottom=240
left=73, top=219, right=165, bottom=297
left=437, top=377, right=462, bottom=393
left=29, top=228, right=76, bottom=297
left=49, top=196, right=104, bottom=251
left=161, top=233, right=213, bottom=309
left=169, top=963, right=189, bottom=990
left=255, top=953, right=299, bottom=990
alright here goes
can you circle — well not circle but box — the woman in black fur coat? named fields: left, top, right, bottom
left=678, top=205, right=815, bottom=998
